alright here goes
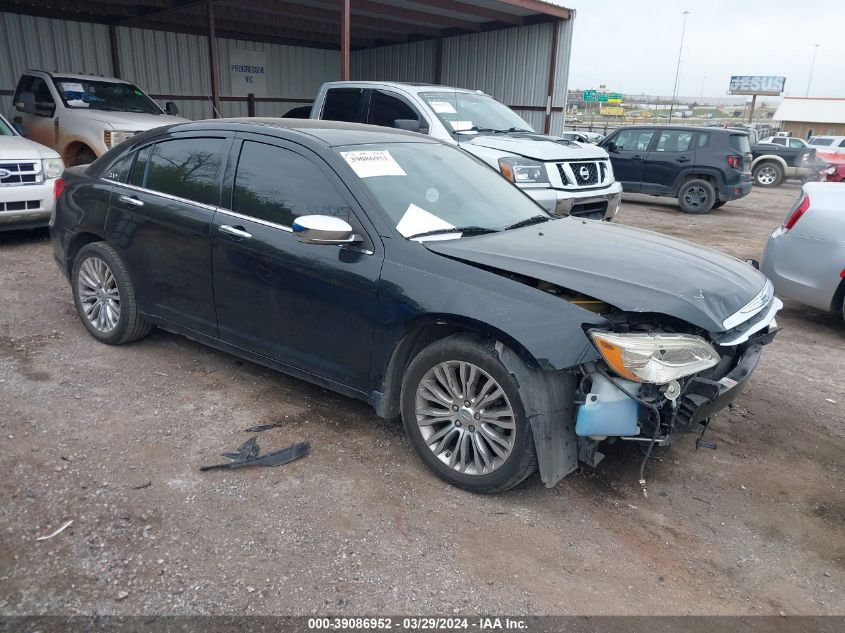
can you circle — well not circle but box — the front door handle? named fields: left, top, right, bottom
left=219, top=224, right=252, bottom=239
left=632, top=154, right=644, bottom=160
left=118, top=194, right=144, bottom=208
left=677, top=156, right=690, bottom=163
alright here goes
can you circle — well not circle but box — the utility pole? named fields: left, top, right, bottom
left=806, top=44, right=819, bottom=97
left=668, top=10, right=690, bottom=125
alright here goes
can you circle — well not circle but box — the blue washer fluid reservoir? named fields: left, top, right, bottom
left=576, top=373, right=641, bottom=438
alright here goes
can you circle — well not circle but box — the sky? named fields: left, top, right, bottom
left=557, top=0, right=844, bottom=101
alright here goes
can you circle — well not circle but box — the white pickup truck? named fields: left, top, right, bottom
left=309, top=82, right=622, bottom=220
left=9, top=70, right=188, bottom=166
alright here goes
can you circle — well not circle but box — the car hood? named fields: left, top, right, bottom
left=80, top=111, right=189, bottom=130
left=458, top=132, right=609, bottom=161
left=423, top=218, right=768, bottom=333
left=0, top=135, right=60, bottom=159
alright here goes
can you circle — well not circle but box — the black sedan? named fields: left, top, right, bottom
left=50, top=119, right=780, bottom=493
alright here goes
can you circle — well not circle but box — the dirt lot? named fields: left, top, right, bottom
left=0, top=183, right=842, bottom=616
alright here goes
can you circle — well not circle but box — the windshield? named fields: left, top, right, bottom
left=336, top=142, right=548, bottom=239
left=0, top=115, right=16, bottom=136
left=809, top=137, right=833, bottom=146
left=53, top=77, right=163, bottom=114
left=419, top=91, right=534, bottom=136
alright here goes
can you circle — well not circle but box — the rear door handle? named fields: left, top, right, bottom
left=219, top=224, right=252, bottom=239
left=118, top=194, right=144, bottom=208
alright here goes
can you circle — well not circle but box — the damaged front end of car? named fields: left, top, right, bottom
left=572, top=282, right=781, bottom=493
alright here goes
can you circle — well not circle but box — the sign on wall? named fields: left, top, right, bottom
left=728, top=76, right=785, bottom=96
left=229, top=50, right=267, bottom=97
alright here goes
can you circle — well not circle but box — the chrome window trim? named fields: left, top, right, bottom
left=214, top=207, right=292, bottom=232
left=101, top=178, right=218, bottom=212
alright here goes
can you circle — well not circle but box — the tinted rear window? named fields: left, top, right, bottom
left=144, top=138, right=225, bottom=206
left=809, top=137, right=833, bottom=146
left=322, top=88, right=365, bottom=123
left=730, top=134, right=751, bottom=153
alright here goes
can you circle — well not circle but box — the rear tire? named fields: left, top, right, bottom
left=678, top=179, right=716, bottom=214
left=400, top=334, right=537, bottom=493
left=71, top=242, right=151, bottom=345
left=753, top=161, right=783, bottom=187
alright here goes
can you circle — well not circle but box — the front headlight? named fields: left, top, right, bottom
left=103, top=130, right=136, bottom=149
left=42, top=158, right=64, bottom=179
left=826, top=166, right=836, bottom=175
left=590, top=330, right=720, bottom=384
left=498, top=157, right=549, bottom=184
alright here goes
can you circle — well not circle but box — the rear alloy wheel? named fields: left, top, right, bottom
left=678, top=179, right=716, bottom=214
left=72, top=242, right=151, bottom=345
left=401, top=335, right=537, bottom=493
left=753, top=162, right=783, bottom=187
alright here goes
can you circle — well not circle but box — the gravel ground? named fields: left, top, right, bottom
left=0, top=183, right=842, bottom=616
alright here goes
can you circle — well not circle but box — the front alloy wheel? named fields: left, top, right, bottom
left=415, top=360, right=516, bottom=476
left=401, top=334, right=537, bottom=493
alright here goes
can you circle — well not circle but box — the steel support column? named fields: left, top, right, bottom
left=340, top=0, right=350, bottom=80
left=207, top=0, right=221, bottom=117
left=108, top=24, right=121, bottom=78
left=544, top=20, right=561, bottom=134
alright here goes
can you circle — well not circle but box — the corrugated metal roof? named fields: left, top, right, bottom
left=0, top=1, right=571, bottom=50
left=774, top=98, right=845, bottom=125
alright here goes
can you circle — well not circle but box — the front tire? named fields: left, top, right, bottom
left=72, top=242, right=151, bottom=345
left=753, top=162, right=783, bottom=187
left=678, top=179, right=716, bottom=214
left=400, top=334, right=537, bottom=493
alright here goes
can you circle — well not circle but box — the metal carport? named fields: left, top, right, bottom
left=0, top=0, right=574, bottom=133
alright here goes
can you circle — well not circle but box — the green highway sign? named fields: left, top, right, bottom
left=582, top=90, right=597, bottom=102
left=608, top=92, right=623, bottom=103
left=597, top=93, right=609, bottom=102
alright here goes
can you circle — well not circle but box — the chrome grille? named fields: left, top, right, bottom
left=0, top=161, right=43, bottom=186
left=571, top=162, right=599, bottom=186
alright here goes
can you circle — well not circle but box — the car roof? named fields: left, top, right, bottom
left=26, top=70, right=130, bottom=84
left=321, top=81, right=481, bottom=95
left=148, top=117, right=439, bottom=147
left=615, top=124, right=742, bottom=135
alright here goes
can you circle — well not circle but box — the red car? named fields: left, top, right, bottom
left=818, top=151, right=845, bottom=182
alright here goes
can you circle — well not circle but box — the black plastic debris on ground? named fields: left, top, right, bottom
left=242, top=421, right=284, bottom=433
left=201, top=437, right=310, bottom=472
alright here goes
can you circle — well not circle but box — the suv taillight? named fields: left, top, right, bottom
left=54, top=177, right=65, bottom=200
left=784, top=193, right=810, bottom=231
left=727, top=155, right=741, bottom=169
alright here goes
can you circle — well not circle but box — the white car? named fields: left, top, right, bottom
left=9, top=70, right=188, bottom=167
left=808, top=135, right=845, bottom=155
left=760, top=135, right=808, bottom=148
left=0, top=113, right=64, bottom=231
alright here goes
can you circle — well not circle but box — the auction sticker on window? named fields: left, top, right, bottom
left=340, top=150, right=406, bottom=178
left=429, top=101, right=457, bottom=114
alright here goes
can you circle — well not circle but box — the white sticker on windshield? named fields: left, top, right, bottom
left=396, top=204, right=456, bottom=239
left=449, top=120, right=474, bottom=132
left=59, top=82, right=85, bottom=93
left=429, top=101, right=457, bottom=114
left=340, top=150, right=406, bottom=178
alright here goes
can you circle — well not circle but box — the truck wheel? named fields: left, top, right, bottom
left=72, top=242, right=152, bottom=345
left=678, top=179, right=716, bottom=214
left=400, top=334, right=537, bottom=493
left=70, top=149, right=97, bottom=167
left=753, top=162, right=783, bottom=187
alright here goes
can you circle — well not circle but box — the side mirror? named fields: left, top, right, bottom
left=292, top=215, right=360, bottom=245
left=604, top=140, right=618, bottom=153
left=164, top=101, right=179, bottom=116
left=16, top=92, right=36, bottom=114
left=394, top=118, right=421, bottom=133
